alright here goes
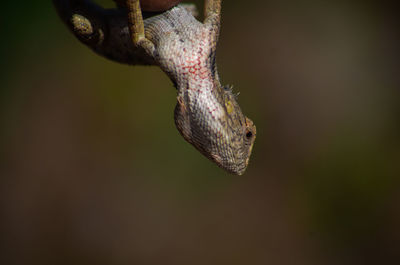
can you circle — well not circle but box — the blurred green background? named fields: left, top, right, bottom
left=1, top=1, right=399, bottom=264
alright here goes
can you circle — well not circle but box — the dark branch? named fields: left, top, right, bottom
left=52, top=0, right=198, bottom=66
left=52, top=0, right=156, bottom=65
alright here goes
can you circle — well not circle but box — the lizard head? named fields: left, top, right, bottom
left=174, top=84, right=256, bottom=175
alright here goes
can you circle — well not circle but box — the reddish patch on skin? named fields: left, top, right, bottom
left=207, top=106, right=218, bottom=119
left=183, top=51, right=208, bottom=81
left=173, top=30, right=213, bottom=93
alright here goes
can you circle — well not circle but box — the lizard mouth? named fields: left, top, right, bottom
left=209, top=154, right=243, bottom=175
left=231, top=163, right=248, bottom=176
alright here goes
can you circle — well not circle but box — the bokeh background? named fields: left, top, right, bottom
left=1, top=1, right=399, bottom=264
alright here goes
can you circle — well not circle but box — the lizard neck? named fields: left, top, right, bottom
left=144, top=6, right=219, bottom=87
left=144, top=5, right=224, bottom=115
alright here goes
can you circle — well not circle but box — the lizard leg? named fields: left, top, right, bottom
left=126, top=0, right=155, bottom=56
left=204, top=0, right=222, bottom=42
left=204, top=0, right=221, bottom=26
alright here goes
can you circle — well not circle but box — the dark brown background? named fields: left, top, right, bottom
left=1, top=1, right=399, bottom=264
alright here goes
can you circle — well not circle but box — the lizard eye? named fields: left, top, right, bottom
left=244, top=117, right=256, bottom=141
left=245, top=130, right=253, bottom=139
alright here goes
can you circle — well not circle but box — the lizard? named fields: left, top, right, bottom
left=52, top=0, right=256, bottom=175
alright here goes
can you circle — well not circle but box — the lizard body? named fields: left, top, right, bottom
left=53, top=0, right=256, bottom=175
